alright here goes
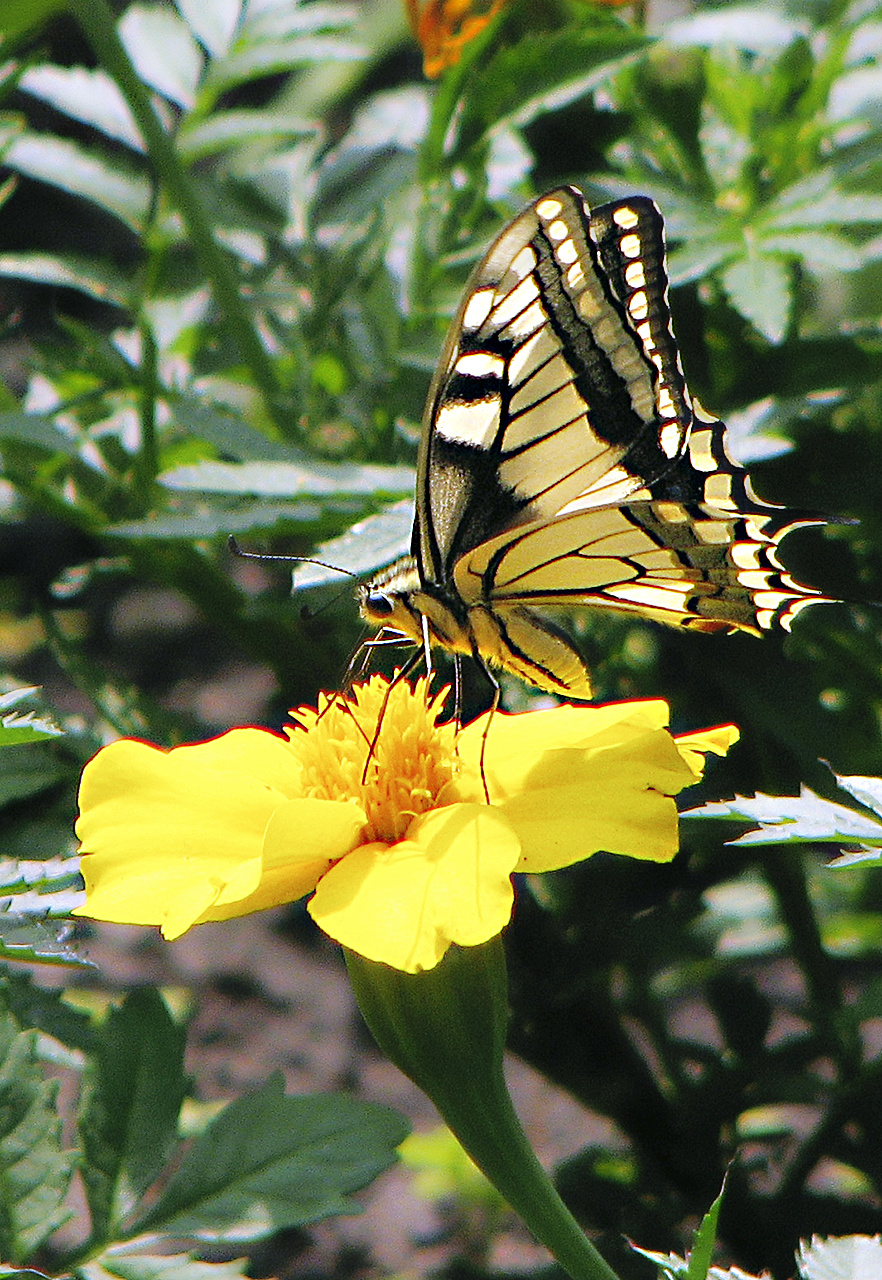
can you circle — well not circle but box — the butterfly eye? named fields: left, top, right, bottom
left=364, top=592, right=394, bottom=618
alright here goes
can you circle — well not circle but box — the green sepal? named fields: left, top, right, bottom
left=344, top=938, right=620, bottom=1280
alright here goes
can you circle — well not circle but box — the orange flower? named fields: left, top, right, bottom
left=406, top=0, right=506, bottom=78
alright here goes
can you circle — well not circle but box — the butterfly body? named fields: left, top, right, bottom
left=359, top=187, right=828, bottom=698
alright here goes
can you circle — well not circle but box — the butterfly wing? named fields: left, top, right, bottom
left=414, top=188, right=693, bottom=588
left=453, top=408, right=828, bottom=635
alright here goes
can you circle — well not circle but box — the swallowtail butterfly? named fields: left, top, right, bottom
left=359, top=187, right=829, bottom=699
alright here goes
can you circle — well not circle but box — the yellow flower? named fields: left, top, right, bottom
left=74, top=677, right=738, bottom=973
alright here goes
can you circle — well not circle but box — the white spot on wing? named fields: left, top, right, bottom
left=436, top=397, right=501, bottom=448
left=463, top=288, right=494, bottom=331
left=455, top=351, right=504, bottom=378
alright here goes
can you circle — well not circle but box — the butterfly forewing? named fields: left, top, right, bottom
left=416, top=189, right=693, bottom=584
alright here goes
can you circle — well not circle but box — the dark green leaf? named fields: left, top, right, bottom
left=0, top=1012, right=74, bottom=1258
left=685, top=1179, right=725, bottom=1280
left=0, top=745, right=63, bottom=808
left=80, top=990, right=187, bottom=1241
left=130, top=1074, right=408, bottom=1241
left=0, top=0, right=67, bottom=39
left=0, top=972, right=96, bottom=1052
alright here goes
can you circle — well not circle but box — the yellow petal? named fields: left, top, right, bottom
left=172, top=726, right=303, bottom=797
left=460, top=700, right=672, bottom=799
left=498, top=730, right=698, bottom=870
left=309, top=804, right=520, bottom=972
left=197, top=796, right=369, bottom=922
left=675, top=723, right=740, bottom=780
left=74, top=737, right=286, bottom=937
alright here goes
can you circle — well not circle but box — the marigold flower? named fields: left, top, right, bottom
left=74, top=677, right=737, bottom=973
left=407, top=0, right=505, bottom=78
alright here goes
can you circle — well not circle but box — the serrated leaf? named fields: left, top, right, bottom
left=0, top=713, right=62, bottom=747
left=757, top=231, right=863, bottom=272
left=84, top=1249, right=252, bottom=1280
left=17, top=66, right=144, bottom=151
left=160, top=458, right=414, bottom=498
left=0, top=1012, right=74, bottom=1257
left=177, top=108, right=316, bottom=160
left=291, top=500, right=412, bottom=589
left=684, top=787, right=882, bottom=846
left=834, top=773, right=882, bottom=819
left=129, top=1074, right=408, bottom=1241
left=2, top=134, right=149, bottom=232
left=176, top=0, right=243, bottom=58
left=721, top=252, right=792, bottom=344
left=0, top=252, right=132, bottom=306
left=797, top=1234, right=882, bottom=1280
left=79, top=991, right=187, bottom=1241
left=119, top=4, right=204, bottom=110
left=0, top=919, right=87, bottom=969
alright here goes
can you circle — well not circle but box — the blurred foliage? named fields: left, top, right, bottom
left=1, top=0, right=882, bottom=1276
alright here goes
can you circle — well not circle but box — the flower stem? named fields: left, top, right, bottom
left=345, top=939, right=621, bottom=1280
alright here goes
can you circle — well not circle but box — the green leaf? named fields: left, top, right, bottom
left=0, top=0, right=67, bottom=39
left=85, top=1250, right=253, bottom=1280
left=666, top=6, right=809, bottom=53
left=0, top=972, right=96, bottom=1053
left=17, top=66, right=144, bottom=151
left=757, top=231, right=864, bottom=271
left=0, top=920, right=87, bottom=970
left=0, top=1011, right=74, bottom=1258
left=291, top=500, right=412, bottom=589
left=685, top=1180, right=725, bottom=1280
left=167, top=402, right=299, bottom=462
left=684, top=788, right=882, bottom=847
left=0, top=251, right=132, bottom=306
left=177, top=108, right=316, bottom=161
left=119, top=4, right=205, bottom=110
left=0, top=745, right=63, bottom=808
left=203, top=34, right=364, bottom=99
left=160, top=458, right=414, bottom=498
left=797, top=1234, right=882, bottom=1280
left=721, top=252, right=792, bottom=344
left=129, top=1074, right=408, bottom=1241
left=175, top=0, right=243, bottom=59
left=79, top=990, right=187, bottom=1241
left=104, top=501, right=328, bottom=539
left=2, top=133, right=149, bottom=232
left=460, top=26, right=647, bottom=138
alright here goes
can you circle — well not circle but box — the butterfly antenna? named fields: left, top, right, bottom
left=227, top=534, right=358, bottom=577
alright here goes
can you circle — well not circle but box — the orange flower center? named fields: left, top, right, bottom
left=287, top=677, right=459, bottom=844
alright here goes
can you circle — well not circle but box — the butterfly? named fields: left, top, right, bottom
left=358, top=186, right=829, bottom=701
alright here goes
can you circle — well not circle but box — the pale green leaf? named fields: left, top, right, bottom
left=684, top=788, right=882, bottom=846
left=129, top=1074, right=408, bottom=1241
left=797, top=1234, right=882, bottom=1280
left=83, top=1251, right=253, bottom=1280
left=104, top=501, right=326, bottom=539
left=1, top=134, right=149, bottom=231
left=0, top=253, right=131, bottom=305
left=175, top=0, right=243, bottom=58
left=666, top=6, right=809, bottom=52
left=758, top=231, right=864, bottom=271
left=721, top=252, right=792, bottom=344
left=119, top=4, right=204, bottom=110
left=177, top=108, right=317, bottom=160
left=291, top=501, right=412, bottom=589
left=160, top=458, right=414, bottom=498
left=17, top=66, right=143, bottom=151
left=203, top=36, right=364, bottom=98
